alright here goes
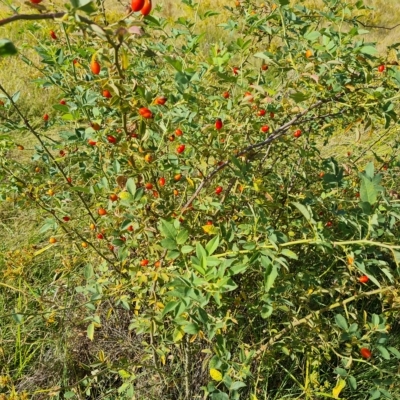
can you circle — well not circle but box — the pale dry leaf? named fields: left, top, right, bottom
left=128, top=26, right=144, bottom=36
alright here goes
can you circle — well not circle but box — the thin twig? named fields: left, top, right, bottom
left=356, top=19, right=400, bottom=31
left=0, top=83, right=100, bottom=225
left=183, top=334, right=191, bottom=399
left=259, top=142, right=273, bottom=166
left=254, top=287, right=392, bottom=359
left=0, top=12, right=67, bottom=26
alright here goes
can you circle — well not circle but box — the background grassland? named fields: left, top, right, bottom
left=1, top=0, right=400, bottom=399
left=1, top=0, right=399, bottom=120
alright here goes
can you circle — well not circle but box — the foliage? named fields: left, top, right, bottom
left=1, top=0, right=400, bottom=399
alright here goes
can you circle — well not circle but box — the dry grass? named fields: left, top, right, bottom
left=0, top=0, right=398, bottom=117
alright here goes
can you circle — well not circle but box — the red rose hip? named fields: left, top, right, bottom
left=360, top=348, right=372, bottom=359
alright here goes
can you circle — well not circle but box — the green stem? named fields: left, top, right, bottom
left=215, top=238, right=400, bottom=258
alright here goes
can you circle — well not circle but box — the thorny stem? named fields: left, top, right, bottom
left=61, top=22, right=78, bottom=81
left=0, top=10, right=134, bottom=28
left=122, top=112, right=129, bottom=137
left=214, top=238, right=400, bottom=258
left=149, top=314, right=168, bottom=389
left=0, top=11, right=68, bottom=26
left=259, top=142, right=273, bottom=166
left=113, top=43, right=124, bottom=80
left=254, top=287, right=392, bottom=359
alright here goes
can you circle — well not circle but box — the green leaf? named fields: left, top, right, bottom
left=304, top=31, right=321, bottom=42
left=387, top=346, right=400, bottom=359
left=176, top=229, right=189, bottom=245
left=197, top=307, right=209, bottom=323
left=183, top=323, right=199, bottom=334
left=52, top=104, right=69, bottom=112
left=213, top=292, right=221, bottom=306
left=206, top=257, right=221, bottom=267
left=334, top=368, right=347, bottom=377
left=12, top=312, right=23, bottom=324
left=360, top=177, right=378, bottom=204
left=376, top=345, right=391, bottom=360
left=83, top=264, right=93, bottom=279
left=292, top=202, right=312, bottom=222
left=115, top=246, right=126, bottom=261
left=393, top=251, right=400, bottom=266
left=196, top=242, right=207, bottom=261
left=335, top=314, right=348, bottom=331
left=281, top=249, right=298, bottom=260
left=167, top=250, right=180, bottom=260
left=219, top=277, right=237, bottom=292
left=365, top=161, right=375, bottom=179
left=348, top=375, right=357, bottom=390
left=39, top=220, right=56, bottom=234
left=290, top=91, right=309, bottom=103
left=181, top=245, right=195, bottom=254
left=133, top=188, right=144, bottom=202
left=120, top=219, right=133, bottom=230
left=191, top=263, right=206, bottom=276
left=229, top=263, right=248, bottom=275
left=206, top=235, right=219, bottom=256
left=165, top=56, right=183, bottom=72
left=113, top=160, right=120, bottom=174
left=253, top=52, right=278, bottom=66
left=359, top=45, right=377, bottom=55
left=210, top=391, right=229, bottom=400
left=160, top=219, right=177, bottom=239
left=0, top=39, right=17, bottom=57
left=61, top=113, right=75, bottom=121
left=203, top=10, right=219, bottom=18
left=371, top=313, right=380, bottom=326
left=160, top=238, right=178, bottom=250
left=162, top=301, right=179, bottom=317
left=143, top=15, right=161, bottom=27
left=369, top=389, right=381, bottom=399
left=117, top=382, right=132, bottom=394
left=230, top=381, right=246, bottom=391
left=126, top=178, right=136, bottom=196
left=70, top=0, right=96, bottom=13
left=201, top=253, right=208, bottom=272
left=261, top=302, right=273, bottom=318
left=120, top=299, right=130, bottom=310
left=264, top=263, right=278, bottom=292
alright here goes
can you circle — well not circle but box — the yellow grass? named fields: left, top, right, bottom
left=0, top=0, right=397, bottom=116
